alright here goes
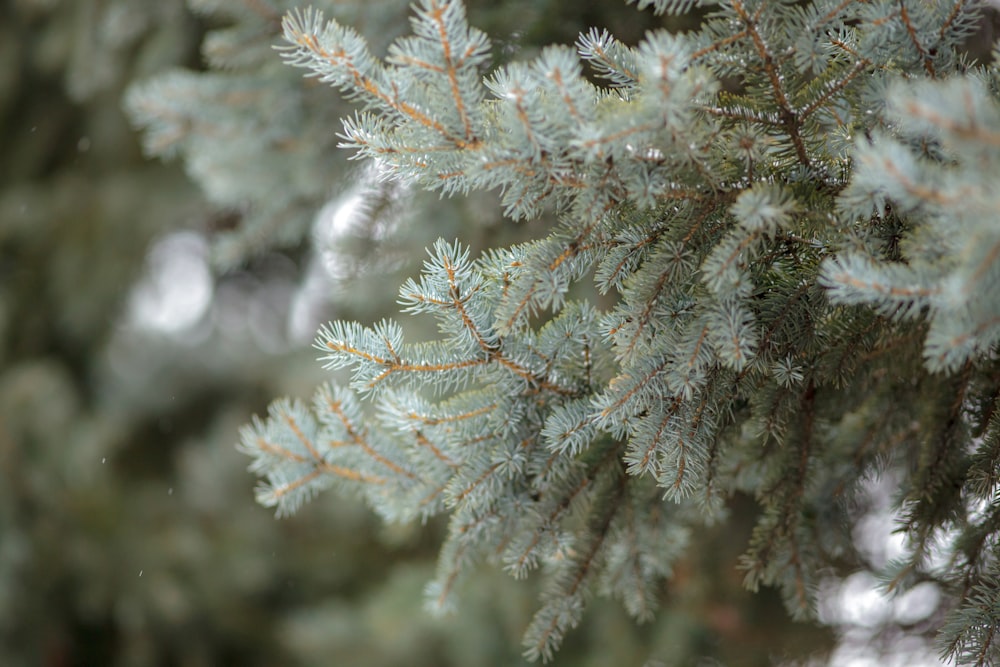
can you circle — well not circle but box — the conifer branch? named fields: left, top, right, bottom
left=798, top=59, right=870, bottom=119
left=322, top=392, right=417, bottom=481
left=525, top=466, right=626, bottom=662
left=899, top=1, right=936, bottom=77
left=730, top=0, right=812, bottom=169
left=226, top=1, right=1000, bottom=660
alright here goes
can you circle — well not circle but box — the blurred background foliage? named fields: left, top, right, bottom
left=0, top=0, right=851, bottom=664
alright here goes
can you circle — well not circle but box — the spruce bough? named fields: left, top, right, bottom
left=238, top=0, right=1000, bottom=662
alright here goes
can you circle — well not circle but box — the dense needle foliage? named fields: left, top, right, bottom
left=139, top=0, right=1000, bottom=663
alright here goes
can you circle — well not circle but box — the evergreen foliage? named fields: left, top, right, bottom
left=12, top=0, right=995, bottom=662
left=3, top=2, right=552, bottom=664
left=11, top=0, right=783, bottom=664
left=124, top=0, right=410, bottom=268
left=231, top=0, right=1000, bottom=662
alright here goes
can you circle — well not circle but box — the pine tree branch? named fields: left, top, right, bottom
left=730, top=0, right=812, bottom=169
left=228, top=1, right=1000, bottom=660
left=422, top=0, right=479, bottom=142
left=899, top=0, right=937, bottom=78
left=799, top=59, right=870, bottom=120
